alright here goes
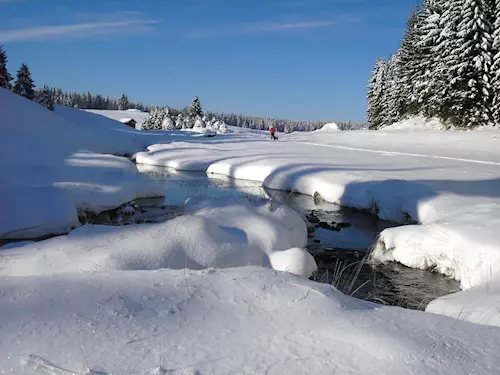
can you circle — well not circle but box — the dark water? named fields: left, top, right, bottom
left=132, top=165, right=460, bottom=310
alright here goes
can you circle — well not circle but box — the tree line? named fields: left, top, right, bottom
left=368, top=0, right=500, bottom=129
left=1, top=45, right=366, bottom=132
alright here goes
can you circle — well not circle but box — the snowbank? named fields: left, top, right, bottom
left=426, top=281, right=500, bottom=327
left=384, top=116, right=446, bottom=131
left=1, top=267, right=500, bottom=374
left=0, top=89, right=164, bottom=239
left=135, top=123, right=500, bottom=295
left=0, top=197, right=314, bottom=277
left=316, top=122, right=340, bottom=132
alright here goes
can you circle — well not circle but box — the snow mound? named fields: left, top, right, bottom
left=384, top=116, right=446, bottom=131
left=0, top=198, right=312, bottom=277
left=0, top=89, right=164, bottom=239
left=316, top=122, right=340, bottom=132
left=426, top=280, right=500, bottom=327
left=269, top=247, right=317, bottom=277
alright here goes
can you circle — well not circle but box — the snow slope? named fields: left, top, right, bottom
left=134, top=123, right=500, bottom=295
left=0, top=89, right=164, bottom=239
left=1, top=267, right=499, bottom=375
left=85, top=108, right=150, bottom=129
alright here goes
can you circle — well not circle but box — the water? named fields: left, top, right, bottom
left=134, top=165, right=460, bottom=310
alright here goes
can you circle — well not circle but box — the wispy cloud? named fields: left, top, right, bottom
left=188, top=19, right=344, bottom=38
left=0, top=14, right=160, bottom=43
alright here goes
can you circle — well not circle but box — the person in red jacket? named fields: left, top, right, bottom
left=269, top=126, right=278, bottom=140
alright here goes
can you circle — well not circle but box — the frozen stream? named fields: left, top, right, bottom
left=129, top=165, right=460, bottom=310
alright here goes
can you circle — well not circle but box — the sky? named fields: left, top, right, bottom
left=0, top=0, right=416, bottom=122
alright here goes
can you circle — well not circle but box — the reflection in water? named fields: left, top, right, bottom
left=136, top=164, right=460, bottom=310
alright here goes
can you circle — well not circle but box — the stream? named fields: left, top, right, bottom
left=115, top=165, right=461, bottom=310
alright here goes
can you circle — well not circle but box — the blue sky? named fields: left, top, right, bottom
left=0, top=0, right=415, bottom=121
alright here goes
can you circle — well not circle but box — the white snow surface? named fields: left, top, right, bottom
left=0, top=197, right=313, bottom=277
left=0, top=89, right=166, bottom=239
left=1, top=267, right=500, bottom=374
left=134, top=121, right=500, bottom=295
left=316, top=121, right=340, bottom=132
left=85, top=108, right=150, bottom=129
left=426, top=281, right=500, bottom=327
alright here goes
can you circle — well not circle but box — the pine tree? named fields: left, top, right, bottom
left=189, top=96, right=203, bottom=118
left=446, top=0, right=493, bottom=127
left=491, top=0, right=500, bottom=124
left=397, top=6, right=424, bottom=116
left=0, top=46, right=12, bottom=90
left=414, top=0, right=445, bottom=117
left=161, top=107, right=176, bottom=130
left=380, top=53, right=403, bottom=126
left=175, top=114, right=184, bottom=129
left=367, top=58, right=388, bottom=129
left=36, top=85, right=55, bottom=110
left=119, top=94, right=130, bottom=110
left=13, top=64, right=35, bottom=100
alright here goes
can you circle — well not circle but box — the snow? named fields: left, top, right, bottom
left=1, top=267, right=500, bottom=374
left=134, top=121, right=500, bottom=295
left=85, top=108, right=150, bottom=129
left=426, top=282, right=500, bottom=327
left=3, top=92, right=500, bottom=371
left=0, top=197, right=312, bottom=277
left=316, top=121, right=340, bottom=132
left=0, top=89, right=165, bottom=239
left=384, top=116, right=447, bottom=131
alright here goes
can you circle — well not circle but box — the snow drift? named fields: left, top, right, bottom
left=0, top=89, right=164, bottom=239
left=0, top=197, right=315, bottom=278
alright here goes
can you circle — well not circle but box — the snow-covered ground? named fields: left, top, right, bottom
left=2, top=267, right=499, bottom=375
left=0, top=89, right=170, bottom=239
left=134, top=118, right=500, bottom=325
left=85, top=108, right=150, bottom=129
left=3, top=92, right=500, bottom=372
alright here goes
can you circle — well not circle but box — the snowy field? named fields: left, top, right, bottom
left=2, top=92, right=500, bottom=373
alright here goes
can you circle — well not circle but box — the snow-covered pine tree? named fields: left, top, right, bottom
left=490, top=0, right=500, bottom=124
left=175, top=114, right=184, bottom=129
left=193, top=116, right=206, bottom=129
left=380, top=52, right=403, bottom=126
left=189, top=96, right=203, bottom=118
left=118, top=94, right=130, bottom=110
left=13, top=64, right=35, bottom=100
left=0, top=46, right=12, bottom=90
left=161, top=107, right=176, bottom=130
left=142, top=108, right=162, bottom=130
left=447, top=0, right=493, bottom=127
left=397, top=6, right=424, bottom=117
left=431, top=0, right=469, bottom=123
left=36, top=85, right=55, bottom=111
left=414, top=0, right=445, bottom=118
left=367, top=58, right=388, bottom=129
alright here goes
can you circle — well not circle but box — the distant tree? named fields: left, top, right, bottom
left=175, top=114, right=184, bottom=129
left=0, top=45, right=12, bottom=90
left=193, top=115, right=206, bottom=128
left=189, top=96, right=203, bottom=118
left=119, top=94, right=130, bottom=110
left=161, top=107, right=176, bottom=130
left=13, top=64, right=35, bottom=100
left=36, top=85, right=55, bottom=110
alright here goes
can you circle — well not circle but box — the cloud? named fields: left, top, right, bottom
left=241, top=20, right=334, bottom=33
left=188, top=19, right=340, bottom=38
left=0, top=16, right=160, bottom=43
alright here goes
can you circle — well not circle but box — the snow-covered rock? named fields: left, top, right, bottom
left=316, top=122, right=340, bottom=132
